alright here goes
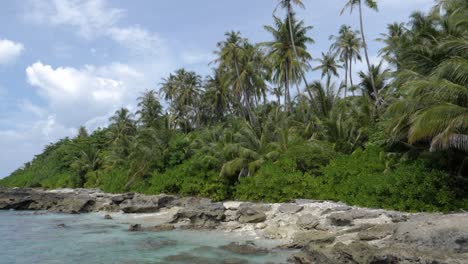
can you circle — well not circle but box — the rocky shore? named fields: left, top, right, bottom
left=1, top=187, right=467, bottom=263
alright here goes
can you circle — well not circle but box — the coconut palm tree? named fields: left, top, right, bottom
left=341, top=0, right=381, bottom=104
left=136, top=89, right=163, bottom=129
left=274, top=0, right=311, bottom=90
left=263, top=14, right=313, bottom=113
left=330, top=25, right=362, bottom=96
left=386, top=2, right=468, bottom=158
left=313, top=51, right=341, bottom=90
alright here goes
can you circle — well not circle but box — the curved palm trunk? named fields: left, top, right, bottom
left=284, top=61, right=291, bottom=113
left=287, top=3, right=313, bottom=102
left=344, top=55, right=349, bottom=98
left=358, top=1, right=379, bottom=104
left=234, top=58, right=259, bottom=129
left=349, top=57, right=355, bottom=96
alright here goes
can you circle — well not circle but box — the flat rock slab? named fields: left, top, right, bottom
left=278, top=204, right=304, bottom=214
left=358, top=224, right=395, bottom=241
left=292, top=230, right=336, bottom=248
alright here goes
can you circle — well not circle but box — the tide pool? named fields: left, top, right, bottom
left=0, top=211, right=293, bottom=264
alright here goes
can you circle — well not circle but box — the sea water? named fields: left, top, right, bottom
left=0, top=210, right=293, bottom=264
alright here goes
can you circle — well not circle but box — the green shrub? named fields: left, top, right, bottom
left=319, top=145, right=465, bottom=212
left=283, top=141, right=336, bottom=175
left=234, top=160, right=320, bottom=202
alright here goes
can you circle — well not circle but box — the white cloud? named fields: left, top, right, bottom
left=27, top=0, right=123, bottom=39
left=0, top=39, right=24, bottom=65
left=25, top=0, right=164, bottom=55
left=25, top=61, right=144, bottom=127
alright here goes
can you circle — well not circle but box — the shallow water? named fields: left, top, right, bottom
left=0, top=210, right=293, bottom=264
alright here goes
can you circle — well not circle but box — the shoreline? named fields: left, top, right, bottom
left=1, top=187, right=467, bottom=263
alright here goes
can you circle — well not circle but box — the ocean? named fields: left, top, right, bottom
left=0, top=210, right=293, bottom=264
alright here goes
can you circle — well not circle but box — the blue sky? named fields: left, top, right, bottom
left=0, top=0, right=434, bottom=177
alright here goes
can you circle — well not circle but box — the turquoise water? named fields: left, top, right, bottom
left=0, top=211, right=292, bottom=264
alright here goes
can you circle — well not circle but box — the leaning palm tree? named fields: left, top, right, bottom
left=263, top=14, right=313, bottom=113
left=341, top=0, right=380, bottom=104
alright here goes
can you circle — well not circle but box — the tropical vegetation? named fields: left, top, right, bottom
left=1, top=0, right=467, bottom=212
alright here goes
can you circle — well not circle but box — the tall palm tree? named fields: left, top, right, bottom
left=341, top=0, right=380, bottom=104
left=274, top=0, right=310, bottom=90
left=330, top=25, right=362, bottom=96
left=263, top=14, right=313, bottom=113
left=214, top=31, right=259, bottom=128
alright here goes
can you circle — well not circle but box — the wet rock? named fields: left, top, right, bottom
left=219, top=242, right=269, bottom=255
left=104, top=214, right=112, bottom=220
left=128, top=224, right=142, bottom=231
left=146, top=224, right=175, bottom=232
left=138, top=238, right=177, bottom=250
left=56, top=223, right=66, bottom=228
left=278, top=204, right=304, bottom=214
left=358, top=224, right=395, bottom=241
left=237, top=206, right=266, bottom=223
left=164, top=253, right=219, bottom=264
left=296, top=214, right=320, bottom=230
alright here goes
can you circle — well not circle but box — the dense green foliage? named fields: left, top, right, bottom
left=1, top=0, right=467, bottom=212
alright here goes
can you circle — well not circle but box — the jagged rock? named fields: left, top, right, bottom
left=320, top=205, right=352, bottom=215
left=327, top=212, right=354, bottom=226
left=119, top=194, right=175, bottom=213
left=219, top=242, right=269, bottom=255
left=128, top=224, right=142, bottom=231
left=296, top=214, right=320, bottom=230
left=358, top=224, right=395, bottom=241
left=237, top=206, right=266, bottom=223
left=172, top=202, right=225, bottom=228
left=224, top=209, right=239, bottom=222
left=278, top=204, right=304, bottom=214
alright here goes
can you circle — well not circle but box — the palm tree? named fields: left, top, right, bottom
left=330, top=25, right=362, bottom=96
left=160, top=69, right=203, bottom=132
left=136, top=89, right=163, bottom=129
left=358, top=61, right=390, bottom=102
left=341, top=0, right=380, bottom=104
left=385, top=2, right=468, bottom=162
left=274, top=0, right=311, bottom=90
left=263, top=14, right=313, bottom=112
left=214, top=31, right=260, bottom=127
left=313, top=51, right=341, bottom=90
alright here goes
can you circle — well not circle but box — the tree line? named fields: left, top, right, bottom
left=1, top=0, right=466, bottom=212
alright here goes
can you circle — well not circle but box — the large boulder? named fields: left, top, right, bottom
left=172, top=202, right=225, bottom=228
left=296, top=214, right=320, bottom=230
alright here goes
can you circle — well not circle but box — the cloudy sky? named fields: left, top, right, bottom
left=0, top=0, right=434, bottom=177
